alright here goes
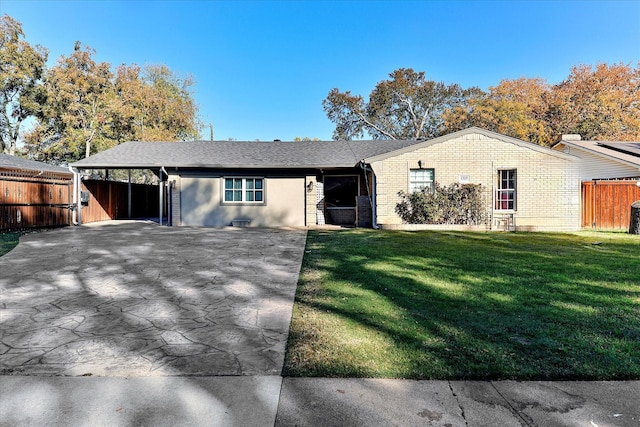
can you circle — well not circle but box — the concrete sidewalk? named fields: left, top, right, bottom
left=1, top=376, right=639, bottom=426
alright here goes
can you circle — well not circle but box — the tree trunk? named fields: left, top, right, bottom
left=630, top=201, right=640, bottom=235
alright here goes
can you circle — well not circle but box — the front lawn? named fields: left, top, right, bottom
left=0, top=231, right=21, bottom=257
left=283, top=229, right=640, bottom=380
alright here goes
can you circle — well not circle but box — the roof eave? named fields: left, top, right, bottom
left=364, top=127, right=577, bottom=163
left=554, top=141, right=640, bottom=169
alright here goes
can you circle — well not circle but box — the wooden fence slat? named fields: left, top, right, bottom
left=582, top=180, right=640, bottom=230
left=1, top=173, right=72, bottom=231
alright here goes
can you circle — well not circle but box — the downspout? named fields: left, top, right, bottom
left=68, top=166, right=79, bottom=225
left=360, top=161, right=378, bottom=229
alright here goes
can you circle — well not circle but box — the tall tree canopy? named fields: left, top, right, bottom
left=323, top=68, right=480, bottom=140
left=548, top=63, right=640, bottom=141
left=444, top=77, right=556, bottom=146
left=24, top=43, right=200, bottom=164
left=28, top=42, right=116, bottom=163
left=113, top=64, right=199, bottom=142
left=0, top=14, right=48, bottom=155
left=444, top=63, right=640, bottom=145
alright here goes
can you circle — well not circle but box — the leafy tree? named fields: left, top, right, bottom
left=25, top=44, right=200, bottom=163
left=444, top=65, right=640, bottom=144
left=444, top=78, right=556, bottom=146
left=294, top=136, right=320, bottom=141
left=114, top=64, right=199, bottom=142
left=323, top=68, right=480, bottom=140
left=0, top=15, right=48, bottom=155
left=548, top=63, right=640, bottom=141
left=25, top=41, right=116, bottom=163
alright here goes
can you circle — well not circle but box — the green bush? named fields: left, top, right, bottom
left=395, top=182, right=485, bottom=224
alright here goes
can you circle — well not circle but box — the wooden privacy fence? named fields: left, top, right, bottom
left=81, top=179, right=161, bottom=224
left=582, top=180, right=640, bottom=229
left=0, top=170, right=73, bottom=231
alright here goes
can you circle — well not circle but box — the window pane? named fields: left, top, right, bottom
left=246, top=180, right=254, bottom=190
left=225, top=190, right=233, bottom=201
left=255, top=179, right=263, bottom=189
left=225, top=179, right=233, bottom=189
left=409, top=169, right=434, bottom=193
left=233, top=179, right=242, bottom=189
left=255, top=191, right=263, bottom=202
left=496, top=169, right=516, bottom=210
left=234, top=190, right=242, bottom=201
left=246, top=191, right=254, bottom=201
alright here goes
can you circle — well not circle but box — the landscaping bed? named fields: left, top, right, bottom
left=283, top=229, right=640, bottom=380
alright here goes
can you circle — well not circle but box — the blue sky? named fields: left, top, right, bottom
left=2, top=0, right=639, bottom=141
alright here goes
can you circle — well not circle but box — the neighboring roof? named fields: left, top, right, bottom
left=598, top=142, right=640, bottom=157
left=71, top=139, right=422, bottom=169
left=553, top=139, right=640, bottom=168
left=365, top=127, right=577, bottom=163
left=0, top=153, right=73, bottom=176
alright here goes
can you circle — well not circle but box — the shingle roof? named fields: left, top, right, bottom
left=72, top=127, right=577, bottom=170
left=71, top=139, right=422, bottom=169
left=0, top=153, right=73, bottom=175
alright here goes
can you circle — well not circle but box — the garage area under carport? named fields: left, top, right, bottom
left=79, top=171, right=168, bottom=225
left=74, top=167, right=171, bottom=226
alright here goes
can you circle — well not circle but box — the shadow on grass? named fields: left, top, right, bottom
left=284, top=229, right=640, bottom=380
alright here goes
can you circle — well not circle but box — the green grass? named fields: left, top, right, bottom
left=0, top=231, right=21, bottom=257
left=283, top=229, right=640, bottom=380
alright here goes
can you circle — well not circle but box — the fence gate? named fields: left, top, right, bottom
left=582, top=180, right=640, bottom=229
left=1, top=172, right=73, bottom=231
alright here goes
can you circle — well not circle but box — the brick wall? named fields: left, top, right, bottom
left=372, top=132, right=581, bottom=231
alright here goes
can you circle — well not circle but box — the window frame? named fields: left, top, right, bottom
left=495, top=169, right=516, bottom=211
left=222, top=177, right=266, bottom=205
left=409, top=168, right=435, bottom=193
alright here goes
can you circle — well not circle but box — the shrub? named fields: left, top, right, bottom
left=395, top=182, right=485, bottom=224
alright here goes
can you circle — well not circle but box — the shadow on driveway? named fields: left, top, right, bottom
left=0, top=221, right=307, bottom=377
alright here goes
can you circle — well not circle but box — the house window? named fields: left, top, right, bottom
left=409, top=169, right=434, bottom=192
left=495, top=169, right=516, bottom=210
left=223, top=177, right=264, bottom=203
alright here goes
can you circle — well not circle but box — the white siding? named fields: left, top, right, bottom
left=558, top=145, right=640, bottom=180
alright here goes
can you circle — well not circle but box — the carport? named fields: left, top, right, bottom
left=71, top=162, right=170, bottom=226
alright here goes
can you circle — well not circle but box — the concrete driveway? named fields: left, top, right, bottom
left=0, top=221, right=307, bottom=377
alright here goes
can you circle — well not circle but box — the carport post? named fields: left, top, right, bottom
left=159, top=168, right=163, bottom=226
left=127, top=169, right=132, bottom=219
left=159, top=166, right=168, bottom=226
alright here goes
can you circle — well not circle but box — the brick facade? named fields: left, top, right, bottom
left=371, top=132, right=581, bottom=232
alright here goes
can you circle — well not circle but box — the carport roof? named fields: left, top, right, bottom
left=0, top=153, right=73, bottom=175
left=71, top=139, right=422, bottom=169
